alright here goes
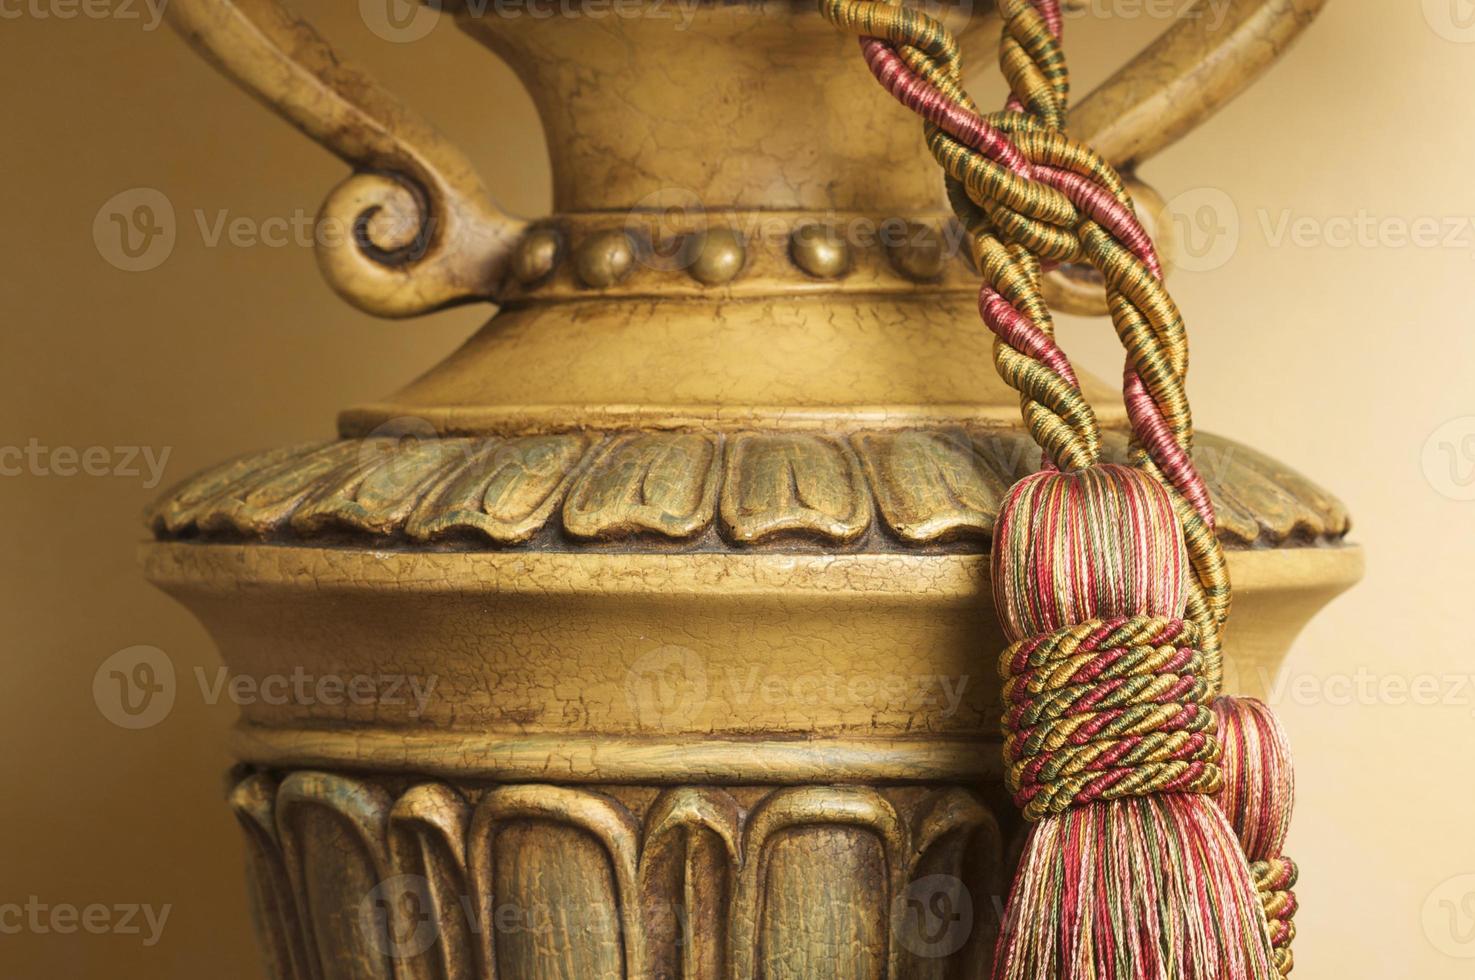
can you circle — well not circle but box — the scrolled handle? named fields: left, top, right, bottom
left=1044, top=0, right=1328, bottom=314
left=168, top=0, right=526, bottom=317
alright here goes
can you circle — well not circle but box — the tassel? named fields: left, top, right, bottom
left=992, top=464, right=1278, bottom=979
left=1215, top=696, right=1300, bottom=975
left=810, top=2, right=1302, bottom=973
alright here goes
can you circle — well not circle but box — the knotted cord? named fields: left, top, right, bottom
left=822, top=0, right=1231, bottom=688
left=818, top=2, right=1306, bottom=975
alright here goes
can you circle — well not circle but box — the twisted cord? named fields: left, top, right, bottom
left=1254, top=856, right=1300, bottom=974
left=1217, top=695, right=1301, bottom=976
left=822, top=0, right=1233, bottom=682
left=823, top=6, right=1289, bottom=974
left=825, top=0, right=1102, bottom=472
left=1000, top=615, right=1220, bottom=821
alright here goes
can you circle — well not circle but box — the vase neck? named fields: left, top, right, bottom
left=458, top=2, right=994, bottom=216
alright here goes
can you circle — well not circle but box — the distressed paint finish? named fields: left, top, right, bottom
left=229, top=774, right=1004, bottom=980
left=149, top=429, right=1351, bottom=550
left=720, top=434, right=874, bottom=545
left=149, top=1, right=1347, bottom=976
left=143, top=544, right=1361, bottom=748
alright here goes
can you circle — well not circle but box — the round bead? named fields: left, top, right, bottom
left=683, top=228, right=746, bottom=286
left=887, top=222, right=947, bottom=281
left=510, top=227, right=561, bottom=285
left=575, top=230, right=635, bottom=288
left=790, top=224, right=850, bottom=279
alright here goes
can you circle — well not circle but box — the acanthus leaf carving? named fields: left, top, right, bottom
left=720, top=433, right=872, bottom=544
left=148, top=428, right=1351, bottom=550
left=563, top=432, right=722, bottom=540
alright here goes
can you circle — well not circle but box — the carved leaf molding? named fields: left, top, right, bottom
left=150, top=430, right=1350, bottom=550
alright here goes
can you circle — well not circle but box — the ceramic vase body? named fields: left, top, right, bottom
left=146, top=2, right=1355, bottom=977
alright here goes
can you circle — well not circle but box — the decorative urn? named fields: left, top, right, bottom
left=143, top=0, right=1358, bottom=976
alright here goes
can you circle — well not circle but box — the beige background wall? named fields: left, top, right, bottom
left=2, top=1, right=1473, bottom=976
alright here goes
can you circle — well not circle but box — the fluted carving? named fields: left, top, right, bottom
left=228, top=773, right=1006, bottom=980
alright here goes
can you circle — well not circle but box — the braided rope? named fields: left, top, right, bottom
left=819, top=5, right=1293, bottom=975
left=1000, top=614, right=1220, bottom=821
left=1217, top=695, right=1301, bottom=976
left=992, top=464, right=1223, bottom=821
left=821, top=0, right=1232, bottom=683
left=1254, top=856, right=1300, bottom=974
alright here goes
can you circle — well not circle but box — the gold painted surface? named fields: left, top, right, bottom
left=855, top=430, right=1018, bottom=544
left=406, top=434, right=592, bottom=545
left=166, top=0, right=526, bottom=317
left=562, top=432, right=722, bottom=540
left=1069, top=0, right=1330, bottom=170
left=231, top=730, right=1004, bottom=785
left=140, top=1, right=1349, bottom=976
left=470, top=785, right=643, bottom=979
left=193, top=442, right=361, bottom=536
left=142, top=543, right=1363, bottom=745
left=230, top=777, right=313, bottom=980
left=226, top=774, right=1006, bottom=979
left=290, top=438, right=472, bottom=536
left=275, top=772, right=397, bottom=980
left=640, top=788, right=741, bottom=979
left=148, top=428, right=1351, bottom=549
left=720, top=433, right=872, bottom=544
left=735, top=788, right=905, bottom=979
left=163, top=0, right=1330, bottom=423
left=386, top=784, right=476, bottom=980
left=493, top=212, right=983, bottom=305
left=335, top=293, right=1131, bottom=435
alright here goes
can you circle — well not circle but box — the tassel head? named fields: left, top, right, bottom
left=1213, top=696, right=1295, bottom=860
left=1215, top=695, right=1299, bottom=974
left=993, top=463, right=1188, bottom=640
left=990, top=464, right=1278, bottom=980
